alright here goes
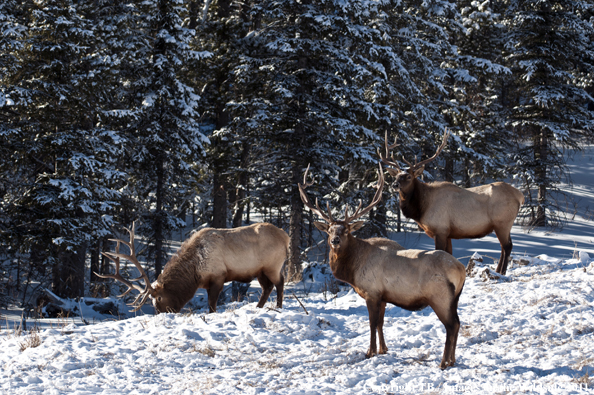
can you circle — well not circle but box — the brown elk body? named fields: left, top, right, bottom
left=97, top=222, right=288, bottom=314
left=300, top=164, right=466, bottom=369
left=379, top=130, right=524, bottom=275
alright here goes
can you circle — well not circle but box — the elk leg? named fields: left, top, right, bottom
left=378, top=301, right=388, bottom=354
left=446, top=292, right=462, bottom=368
left=256, top=273, right=274, bottom=308
left=365, top=298, right=381, bottom=358
left=207, top=280, right=224, bottom=313
left=263, top=268, right=284, bottom=308
left=275, top=273, right=284, bottom=308
left=434, top=235, right=448, bottom=252
left=431, top=286, right=460, bottom=369
left=495, top=232, right=513, bottom=275
left=446, top=238, right=453, bottom=255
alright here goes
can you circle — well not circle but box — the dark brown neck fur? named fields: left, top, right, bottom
left=158, top=240, right=203, bottom=306
left=328, top=234, right=364, bottom=286
left=399, top=178, right=426, bottom=222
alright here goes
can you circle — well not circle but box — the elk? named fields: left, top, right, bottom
left=378, top=129, right=524, bottom=275
left=96, top=222, right=288, bottom=314
left=299, top=164, right=465, bottom=369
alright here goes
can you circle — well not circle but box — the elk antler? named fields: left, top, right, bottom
left=377, top=130, right=401, bottom=171
left=94, top=222, right=156, bottom=312
left=299, top=163, right=384, bottom=225
left=344, top=163, right=384, bottom=224
left=402, top=128, right=450, bottom=172
left=298, top=164, right=334, bottom=223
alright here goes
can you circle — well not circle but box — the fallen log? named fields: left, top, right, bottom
left=36, top=288, right=119, bottom=318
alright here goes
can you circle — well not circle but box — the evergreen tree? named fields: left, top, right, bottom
left=502, top=0, right=594, bottom=227
left=195, top=0, right=249, bottom=230
left=0, top=0, right=28, bottom=305
left=449, top=0, right=512, bottom=186
left=0, top=0, right=26, bottom=204
left=114, top=0, right=210, bottom=276
left=223, top=0, right=475, bottom=277
left=1, top=0, right=126, bottom=298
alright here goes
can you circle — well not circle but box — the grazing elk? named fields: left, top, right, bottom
left=96, top=222, right=288, bottom=313
left=299, top=164, right=465, bottom=369
left=378, top=129, right=524, bottom=275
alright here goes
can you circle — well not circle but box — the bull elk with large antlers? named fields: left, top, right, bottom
left=96, top=222, right=288, bottom=313
left=299, top=164, right=465, bottom=369
left=379, top=129, right=524, bottom=275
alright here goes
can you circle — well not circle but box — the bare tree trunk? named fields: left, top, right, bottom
left=212, top=174, right=227, bottom=228
left=245, top=183, right=251, bottom=224
left=534, top=127, right=547, bottom=227
left=232, top=141, right=250, bottom=228
left=90, top=239, right=101, bottom=282
left=188, top=0, right=200, bottom=29
left=52, top=243, right=86, bottom=299
left=154, top=156, right=165, bottom=277
left=287, top=164, right=303, bottom=281
left=375, top=204, right=387, bottom=237
left=285, top=47, right=311, bottom=281
left=100, top=238, right=110, bottom=276
left=463, top=157, right=471, bottom=188
left=231, top=142, right=250, bottom=301
left=211, top=79, right=230, bottom=228
left=443, top=157, right=454, bottom=182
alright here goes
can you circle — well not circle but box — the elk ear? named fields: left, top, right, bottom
left=386, top=167, right=399, bottom=177
left=413, top=165, right=425, bottom=178
left=313, top=221, right=330, bottom=233
left=348, top=221, right=365, bottom=233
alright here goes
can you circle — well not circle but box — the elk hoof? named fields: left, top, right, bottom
left=365, top=349, right=377, bottom=359
left=439, top=359, right=455, bottom=370
left=379, top=346, right=388, bottom=355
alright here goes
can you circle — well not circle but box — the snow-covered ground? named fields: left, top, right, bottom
left=2, top=148, right=594, bottom=395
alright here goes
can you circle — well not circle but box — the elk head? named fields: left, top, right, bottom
left=95, top=222, right=176, bottom=314
left=298, top=163, right=384, bottom=253
left=378, top=129, right=450, bottom=193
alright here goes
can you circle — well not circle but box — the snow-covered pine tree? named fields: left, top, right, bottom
left=193, top=0, right=250, bottom=230
left=1, top=0, right=127, bottom=299
left=0, top=0, right=28, bottom=305
left=220, top=0, right=399, bottom=279
left=448, top=0, right=513, bottom=186
left=0, top=0, right=25, bottom=114
left=223, top=0, right=474, bottom=277
left=0, top=0, right=26, bottom=202
left=367, top=0, right=485, bottom=231
left=502, top=0, right=594, bottom=227
left=113, top=0, right=210, bottom=276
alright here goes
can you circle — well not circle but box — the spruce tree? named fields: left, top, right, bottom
left=115, top=0, right=210, bottom=276
left=222, top=0, right=473, bottom=277
left=502, top=0, right=594, bottom=227
left=449, top=0, right=512, bottom=186
left=1, top=0, right=126, bottom=298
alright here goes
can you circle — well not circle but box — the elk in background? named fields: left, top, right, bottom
left=379, top=129, right=524, bottom=275
left=96, top=222, right=288, bottom=313
left=300, top=164, right=465, bottom=369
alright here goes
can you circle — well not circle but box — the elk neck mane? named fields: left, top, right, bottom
left=400, top=179, right=462, bottom=221
left=158, top=233, right=209, bottom=301
left=399, top=178, right=426, bottom=222
left=328, top=234, right=367, bottom=286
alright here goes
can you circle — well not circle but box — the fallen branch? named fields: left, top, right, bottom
left=291, top=291, right=308, bottom=315
left=480, top=268, right=512, bottom=282
left=37, top=288, right=118, bottom=318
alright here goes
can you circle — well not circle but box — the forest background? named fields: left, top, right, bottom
left=1, top=0, right=593, bottom=307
